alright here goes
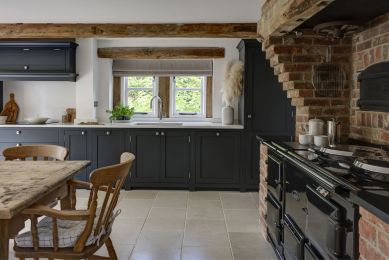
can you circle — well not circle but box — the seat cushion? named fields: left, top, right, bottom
left=15, top=209, right=103, bottom=248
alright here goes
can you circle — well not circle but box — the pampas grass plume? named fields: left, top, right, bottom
left=222, top=60, right=244, bottom=105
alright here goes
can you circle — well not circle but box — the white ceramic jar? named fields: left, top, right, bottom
left=221, top=106, right=234, bottom=125
left=309, top=118, right=324, bottom=136
left=314, top=135, right=329, bottom=147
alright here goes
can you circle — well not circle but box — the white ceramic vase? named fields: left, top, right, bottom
left=222, top=106, right=234, bottom=125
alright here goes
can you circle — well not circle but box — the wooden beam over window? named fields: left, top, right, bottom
left=98, top=47, right=225, bottom=59
left=258, top=0, right=334, bottom=39
left=0, top=23, right=258, bottom=39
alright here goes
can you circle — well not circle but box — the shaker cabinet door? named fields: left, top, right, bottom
left=63, top=129, right=88, bottom=181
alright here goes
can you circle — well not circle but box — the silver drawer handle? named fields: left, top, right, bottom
left=81, top=131, right=85, bottom=135
left=106, top=131, right=111, bottom=136
left=16, top=130, right=21, bottom=135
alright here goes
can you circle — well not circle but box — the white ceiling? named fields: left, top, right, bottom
left=0, top=0, right=263, bottom=23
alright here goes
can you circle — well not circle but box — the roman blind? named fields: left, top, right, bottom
left=112, top=59, right=213, bottom=76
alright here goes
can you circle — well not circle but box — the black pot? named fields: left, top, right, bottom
left=116, top=116, right=130, bottom=120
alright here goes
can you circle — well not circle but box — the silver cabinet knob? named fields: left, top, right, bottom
left=161, top=132, right=165, bottom=136
left=156, top=132, right=160, bottom=136
left=16, top=130, right=21, bottom=135
left=16, top=143, right=21, bottom=147
left=106, top=131, right=111, bottom=136
left=247, top=114, right=252, bottom=119
left=216, top=132, right=220, bottom=137
left=23, top=65, right=29, bottom=70
left=81, top=131, right=85, bottom=136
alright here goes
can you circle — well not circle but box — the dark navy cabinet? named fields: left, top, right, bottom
left=62, top=129, right=89, bottom=181
left=195, top=131, right=241, bottom=187
left=129, top=130, right=191, bottom=187
left=90, top=129, right=126, bottom=169
left=0, top=42, right=78, bottom=81
left=238, top=39, right=295, bottom=190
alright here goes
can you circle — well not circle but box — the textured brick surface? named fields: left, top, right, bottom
left=259, top=144, right=268, bottom=239
left=359, top=207, right=389, bottom=260
left=350, top=13, right=389, bottom=145
left=262, top=30, right=352, bottom=140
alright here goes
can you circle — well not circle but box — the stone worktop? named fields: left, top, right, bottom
left=0, top=121, right=244, bottom=130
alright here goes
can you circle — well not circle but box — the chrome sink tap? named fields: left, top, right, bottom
left=150, top=95, right=163, bottom=120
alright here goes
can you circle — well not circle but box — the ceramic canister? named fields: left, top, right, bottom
left=309, top=118, right=324, bottom=136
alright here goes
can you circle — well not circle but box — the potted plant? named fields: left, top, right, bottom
left=221, top=60, right=244, bottom=125
left=106, top=104, right=135, bottom=123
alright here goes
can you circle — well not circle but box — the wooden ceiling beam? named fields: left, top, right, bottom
left=97, top=47, right=225, bottom=59
left=0, top=23, right=258, bottom=39
left=258, top=0, right=334, bottom=39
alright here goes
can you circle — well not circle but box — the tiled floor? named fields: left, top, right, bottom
left=9, top=190, right=276, bottom=260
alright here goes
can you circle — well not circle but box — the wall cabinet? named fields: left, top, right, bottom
left=0, top=42, right=78, bottom=81
left=130, top=130, right=191, bottom=186
left=195, top=131, right=240, bottom=186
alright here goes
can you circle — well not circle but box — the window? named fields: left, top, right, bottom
left=124, top=76, right=157, bottom=116
left=171, top=76, right=206, bottom=117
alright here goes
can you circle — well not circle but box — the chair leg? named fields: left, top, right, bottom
left=105, top=237, right=118, bottom=260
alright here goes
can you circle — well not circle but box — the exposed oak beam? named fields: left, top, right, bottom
left=0, top=23, right=258, bottom=39
left=97, top=47, right=225, bottom=59
left=258, top=0, right=334, bottom=39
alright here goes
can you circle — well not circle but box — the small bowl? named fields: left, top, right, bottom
left=299, top=134, right=313, bottom=145
left=314, top=135, right=329, bottom=147
left=0, top=116, right=7, bottom=124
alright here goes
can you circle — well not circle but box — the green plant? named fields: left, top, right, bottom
left=106, top=104, right=135, bottom=120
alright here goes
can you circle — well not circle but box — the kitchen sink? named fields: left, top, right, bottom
left=134, top=122, right=184, bottom=126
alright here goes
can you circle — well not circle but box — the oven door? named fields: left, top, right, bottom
left=268, top=152, right=283, bottom=200
left=266, top=191, right=282, bottom=248
left=283, top=214, right=305, bottom=260
left=306, top=184, right=347, bottom=259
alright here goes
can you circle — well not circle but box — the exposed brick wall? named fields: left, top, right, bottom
left=350, top=13, right=389, bottom=145
left=359, top=207, right=389, bottom=260
left=259, top=143, right=268, bottom=239
left=262, top=30, right=352, bottom=139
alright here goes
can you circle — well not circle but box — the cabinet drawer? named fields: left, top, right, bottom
left=0, top=128, right=59, bottom=143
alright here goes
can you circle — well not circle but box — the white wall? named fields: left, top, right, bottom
left=3, top=38, right=242, bottom=122
left=96, top=38, right=242, bottom=122
left=3, top=81, right=76, bottom=120
left=0, top=0, right=261, bottom=23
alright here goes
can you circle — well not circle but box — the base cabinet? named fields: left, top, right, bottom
left=63, top=129, right=89, bottom=181
left=195, top=131, right=240, bottom=186
left=130, top=130, right=191, bottom=186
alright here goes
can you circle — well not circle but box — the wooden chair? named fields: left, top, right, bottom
left=3, top=144, right=69, bottom=161
left=13, top=152, right=135, bottom=260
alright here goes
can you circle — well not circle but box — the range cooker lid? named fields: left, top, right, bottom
left=354, top=157, right=389, bottom=175
left=317, top=145, right=387, bottom=158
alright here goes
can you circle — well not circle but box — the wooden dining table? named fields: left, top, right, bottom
left=0, top=160, right=90, bottom=260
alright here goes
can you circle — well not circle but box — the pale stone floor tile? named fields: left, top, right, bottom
left=123, top=189, right=159, bottom=199
left=229, top=232, right=277, bottom=260
left=187, top=200, right=224, bottom=220
left=183, top=219, right=230, bottom=247
left=224, top=209, right=261, bottom=233
left=9, top=190, right=276, bottom=260
left=181, top=246, right=233, bottom=260
left=188, top=191, right=221, bottom=201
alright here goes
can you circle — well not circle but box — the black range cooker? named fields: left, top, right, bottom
left=262, top=139, right=389, bottom=260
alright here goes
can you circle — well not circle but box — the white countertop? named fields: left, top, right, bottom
left=0, top=122, right=244, bottom=130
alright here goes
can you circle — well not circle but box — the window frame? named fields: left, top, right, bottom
left=170, top=75, right=206, bottom=118
left=122, top=76, right=159, bottom=117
